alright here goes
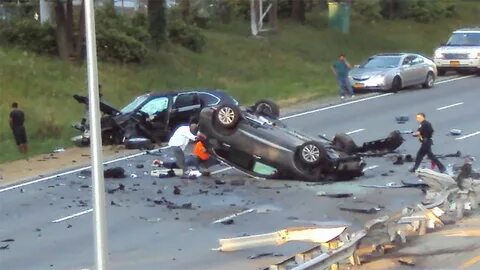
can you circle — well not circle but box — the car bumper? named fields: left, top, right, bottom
left=434, top=59, right=480, bottom=69
left=349, top=78, right=389, bottom=91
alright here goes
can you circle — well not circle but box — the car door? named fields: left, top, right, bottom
left=400, top=55, right=417, bottom=86
left=410, top=55, right=428, bottom=84
left=170, top=92, right=202, bottom=128
left=137, top=96, right=171, bottom=138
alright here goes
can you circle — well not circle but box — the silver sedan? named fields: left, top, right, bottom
left=349, top=53, right=437, bottom=92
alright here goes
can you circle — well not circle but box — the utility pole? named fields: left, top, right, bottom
left=84, top=0, right=110, bottom=268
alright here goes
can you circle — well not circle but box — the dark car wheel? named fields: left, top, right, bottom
left=254, top=99, right=280, bottom=119
left=332, top=133, right=358, bottom=154
left=390, top=76, right=402, bottom=93
left=422, top=72, right=435, bottom=89
left=215, top=104, right=241, bottom=129
left=124, top=137, right=153, bottom=150
left=297, top=141, right=327, bottom=167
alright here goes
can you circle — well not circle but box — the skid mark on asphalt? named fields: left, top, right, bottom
left=52, top=208, right=93, bottom=223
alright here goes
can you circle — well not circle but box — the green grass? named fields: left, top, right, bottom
left=1, top=1, right=479, bottom=163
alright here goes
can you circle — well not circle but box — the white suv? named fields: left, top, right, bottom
left=433, top=28, right=480, bottom=76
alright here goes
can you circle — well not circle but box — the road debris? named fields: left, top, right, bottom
left=317, top=191, right=353, bottom=198
left=173, top=186, right=181, bottom=195
left=248, top=252, right=283, bottom=259
left=395, top=116, right=409, bottom=123
left=221, top=219, right=234, bottom=225
left=215, top=179, right=226, bottom=185
left=393, top=156, right=404, bottom=165
left=150, top=169, right=176, bottom=178
left=53, top=147, right=65, bottom=153
left=130, top=173, right=138, bottom=178
left=1, top=239, right=14, bottom=243
left=104, top=167, right=126, bottom=179
left=0, top=245, right=9, bottom=250
left=212, top=209, right=255, bottom=224
left=339, top=201, right=383, bottom=214
left=107, top=184, right=125, bottom=194
left=449, top=129, right=462, bottom=136
left=230, top=179, right=246, bottom=186
left=215, top=226, right=347, bottom=252
left=136, top=164, right=144, bottom=169
left=361, top=182, right=407, bottom=189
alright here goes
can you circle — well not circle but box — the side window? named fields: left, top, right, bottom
left=412, top=56, right=424, bottom=65
left=402, top=56, right=415, bottom=66
left=174, top=93, right=199, bottom=108
left=139, top=97, right=169, bottom=116
left=198, top=92, right=220, bottom=106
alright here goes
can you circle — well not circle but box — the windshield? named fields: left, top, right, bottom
left=447, top=32, right=480, bottom=46
left=120, top=95, right=148, bottom=114
left=361, top=56, right=401, bottom=69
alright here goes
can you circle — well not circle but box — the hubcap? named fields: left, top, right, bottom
left=258, top=103, right=272, bottom=114
left=218, top=107, right=235, bottom=125
left=302, top=144, right=320, bottom=163
left=428, top=74, right=434, bottom=86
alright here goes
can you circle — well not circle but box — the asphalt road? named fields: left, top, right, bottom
left=1, top=75, right=479, bottom=270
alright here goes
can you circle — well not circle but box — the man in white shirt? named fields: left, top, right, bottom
left=167, top=121, right=198, bottom=177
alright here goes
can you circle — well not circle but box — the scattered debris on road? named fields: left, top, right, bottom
left=0, top=245, right=9, bottom=250
left=107, top=184, right=125, bottom=194
left=173, top=186, right=181, bottom=195
left=104, top=167, right=126, bottom=179
left=248, top=252, right=283, bottom=260
left=1, top=239, right=14, bottom=243
left=317, top=191, right=353, bottom=198
left=221, top=219, right=234, bottom=225
left=395, top=116, right=409, bottom=124
left=449, top=129, right=462, bottom=136
left=212, top=209, right=255, bottom=224
left=339, top=201, right=383, bottom=214
left=361, top=182, right=407, bottom=189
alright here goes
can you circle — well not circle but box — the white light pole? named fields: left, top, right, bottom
left=84, top=0, right=110, bottom=268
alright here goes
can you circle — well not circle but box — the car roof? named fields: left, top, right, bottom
left=454, top=28, right=480, bottom=33
left=139, top=89, right=227, bottom=98
left=373, top=53, right=412, bottom=57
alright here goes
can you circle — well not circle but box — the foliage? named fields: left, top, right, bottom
left=148, top=0, right=167, bottom=48
left=95, top=5, right=150, bottom=62
left=352, top=0, right=383, bottom=22
left=167, top=19, right=206, bottom=52
left=378, top=0, right=457, bottom=23
left=0, top=19, right=57, bottom=54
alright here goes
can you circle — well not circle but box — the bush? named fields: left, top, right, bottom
left=352, top=0, right=382, bottom=22
left=0, top=19, right=57, bottom=54
left=168, top=19, right=206, bottom=52
left=379, top=0, right=457, bottom=23
left=95, top=6, right=150, bottom=63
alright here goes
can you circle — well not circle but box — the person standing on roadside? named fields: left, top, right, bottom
left=9, top=102, right=28, bottom=157
left=331, top=54, right=355, bottom=100
left=409, top=113, right=446, bottom=173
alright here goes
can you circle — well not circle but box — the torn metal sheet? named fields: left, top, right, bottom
left=415, top=168, right=457, bottom=192
left=216, top=226, right=347, bottom=252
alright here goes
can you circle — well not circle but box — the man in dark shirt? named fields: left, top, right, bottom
left=9, top=102, right=28, bottom=155
left=331, top=54, right=355, bottom=100
left=409, top=113, right=445, bottom=173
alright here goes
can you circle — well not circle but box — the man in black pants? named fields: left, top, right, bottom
left=9, top=102, right=28, bottom=156
left=409, top=113, right=445, bottom=173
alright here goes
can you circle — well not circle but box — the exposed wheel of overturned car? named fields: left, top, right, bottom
left=254, top=99, right=280, bottom=118
left=124, top=137, right=154, bottom=150
left=333, top=133, right=358, bottom=154
left=215, top=104, right=241, bottom=129
left=297, top=141, right=327, bottom=167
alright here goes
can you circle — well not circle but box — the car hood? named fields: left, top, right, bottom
left=73, top=94, right=121, bottom=116
left=436, top=46, right=480, bottom=54
left=349, top=68, right=390, bottom=78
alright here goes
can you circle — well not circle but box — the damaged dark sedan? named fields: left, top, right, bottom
left=72, top=89, right=238, bottom=147
left=199, top=101, right=404, bottom=181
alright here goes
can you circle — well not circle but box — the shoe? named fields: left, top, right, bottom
left=408, top=168, right=416, bottom=173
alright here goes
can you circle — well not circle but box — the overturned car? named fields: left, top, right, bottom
left=72, top=89, right=238, bottom=147
left=199, top=101, right=404, bottom=181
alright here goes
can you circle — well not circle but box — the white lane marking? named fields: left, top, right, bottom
left=362, top=165, right=379, bottom=172
left=346, top=129, right=365, bottom=135
left=0, top=147, right=166, bottom=193
left=455, top=131, right=480, bottom=140
left=436, top=102, right=464, bottom=111
left=436, top=75, right=476, bottom=85
left=3, top=75, right=475, bottom=192
left=52, top=208, right=93, bottom=223
left=212, top=167, right=232, bottom=175
left=280, top=93, right=394, bottom=120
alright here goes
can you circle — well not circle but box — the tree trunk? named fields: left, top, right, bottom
left=291, top=0, right=305, bottom=23
left=179, top=0, right=190, bottom=21
left=54, top=0, right=71, bottom=60
left=268, top=0, right=278, bottom=31
left=75, top=0, right=85, bottom=60
left=66, top=0, right=74, bottom=52
left=148, top=0, right=167, bottom=49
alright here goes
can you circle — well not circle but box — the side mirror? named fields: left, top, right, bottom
left=440, top=42, right=446, bottom=46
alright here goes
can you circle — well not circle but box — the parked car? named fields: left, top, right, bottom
left=199, top=101, right=404, bottom=182
left=349, top=53, right=437, bottom=92
left=433, top=28, right=480, bottom=76
left=72, top=89, right=238, bottom=146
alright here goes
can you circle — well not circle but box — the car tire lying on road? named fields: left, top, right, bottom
left=333, top=133, right=358, bottom=154
left=215, top=104, right=241, bottom=129
left=297, top=141, right=327, bottom=167
left=254, top=99, right=280, bottom=119
left=124, top=137, right=154, bottom=150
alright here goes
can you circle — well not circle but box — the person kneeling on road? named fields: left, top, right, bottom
left=165, top=120, right=198, bottom=178
left=153, top=133, right=218, bottom=176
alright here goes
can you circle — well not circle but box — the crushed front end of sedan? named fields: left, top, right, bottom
left=199, top=101, right=404, bottom=182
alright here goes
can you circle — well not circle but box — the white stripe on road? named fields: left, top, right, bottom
left=52, top=208, right=93, bottom=223
left=362, top=165, right=379, bottom=172
left=280, top=93, right=394, bottom=120
left=2, top=75, right=475, bottom=192
left=436, top=102, right=464, bottom=111
left=212, top=167, right=232, bottom=175
left=346, top=129, right=365, bottom=135
left=455, top=131, right=480, bottom=141
left=436, top=75, right=476, bottom=85
left=0, top=148, right=165, bottom=193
